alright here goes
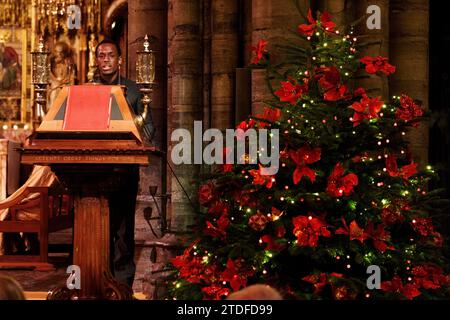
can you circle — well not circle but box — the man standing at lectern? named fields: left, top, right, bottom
left=94, top=38, right=155, bottom=288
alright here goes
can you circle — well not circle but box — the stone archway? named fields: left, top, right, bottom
left=104, top=0, right=128, bottom=37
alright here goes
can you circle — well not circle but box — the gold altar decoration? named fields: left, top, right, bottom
left=31, top=36, right=50, bottom=129
left=0, top=28, right=27, bottom=127
left=34, top=0, right=101, bottom=36
left=0, top=0, right=104, bottom=129
left=0, top=0, right=29, bottom=28
left=28, top=0, right=104, bottom=109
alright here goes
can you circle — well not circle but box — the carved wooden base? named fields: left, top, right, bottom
left=47, top=196, right=133, bottom=300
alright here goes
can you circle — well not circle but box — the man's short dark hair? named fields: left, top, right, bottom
left=95, top=38, right=121, bottom=57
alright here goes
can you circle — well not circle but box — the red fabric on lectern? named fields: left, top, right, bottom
left=63, top=85, right=112, bottom=130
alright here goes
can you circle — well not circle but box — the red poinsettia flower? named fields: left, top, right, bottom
left=292, top=215, right=331, bottom=247
left=396, top=94, right=423, bottom=125
left=316, top=66, right=340, bottom=89
left=324, top=85, right=348, bottom=101
left=221, top=147, right=233, bottom=172
left=217, top=215, right=229, bottom=229
left=431, top=231, right=444, bottom=247
left=399, top=162, right=417, bottom=180
left=381, top=204, right=407, bottom=225
left=360, top=56, right=396, bottom=75
left=171, top=248, right=206, bottom=284
left=202, top=284, right=231, bottom=300
left=364, top=222, right=394, bottom=252
left=208, top=200, right=230, bottom=217
left=350, top=95, right=383, bottom=126
left=261, top=222, right=286, bottom=251
left=335, top=217, right=369, bottom=243
left=256, top=107, right=282, bottom=128
left=298, top=10, right=336, bottom=36
left=233, top=189, right=258, bottom=207
left=411, top=217, right=435, bottom=237
left=381, top=275, right=422, bottom=300
left=274, top=78, right=308, bottom=105
left=315, top=66, right=348, bottom=101
left=236, top=118, right=256, bottom=131
left=385, top=154, right=418, bottom=181
left=412, top=264, right=448, bottom=290
left=326, top=162, right=358, bottom=197
left=319, top=11, right=337, bottom=31
left=251, top=39, right=268, bottom=65
left=302, top=273, right=328, bottom=294
left=198, top=182, right=216, bottom=205
left=279, top=145, right=290, bottom=160
left=261, top=234, right=286, bottom=251
left=354, top=87, right=366, bottom=97
left=298, top=9, right=317, bottom=36
left=385, top=154, right=398, bottom=176
left=302, top=272, right=343, bottom=294
left=204, top=215, right=230, bottom=240
left=220, top=259, right=254, bottom=292
left=236, top=119, right=256, bottom=140
left=289, top=146, right=321, bottom=184
left=249, top=165, right=275, bottom=188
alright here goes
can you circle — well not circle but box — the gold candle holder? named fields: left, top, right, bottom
left=31, top=36, right=50, bottom=130
left=135, top=34, right=156, bottom=131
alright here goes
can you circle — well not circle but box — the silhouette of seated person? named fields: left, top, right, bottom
left=0, top=275, right=26, bottom=300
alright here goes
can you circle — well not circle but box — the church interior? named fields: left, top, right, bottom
left=0, top=0, right=449, bottom=301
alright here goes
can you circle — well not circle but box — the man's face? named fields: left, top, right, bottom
left=96, top=43, right=120, bottom=76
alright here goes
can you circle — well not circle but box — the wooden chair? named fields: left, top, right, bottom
left=0, top=166, right=73, bottom=270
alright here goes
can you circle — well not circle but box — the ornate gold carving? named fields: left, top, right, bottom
left=87, top=34, right=97, bottom=82
left=35, top=0, right=101, bottom=37
left=0, top=0, right=29, bottom=28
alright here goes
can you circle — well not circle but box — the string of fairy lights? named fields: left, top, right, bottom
left=169, top=24, right=441, bottom=299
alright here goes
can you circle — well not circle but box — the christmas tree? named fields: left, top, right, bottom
left=168, top=10, right=450, bottom=300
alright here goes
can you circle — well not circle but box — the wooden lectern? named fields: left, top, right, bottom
left=21, top=85, right=154, bottom=300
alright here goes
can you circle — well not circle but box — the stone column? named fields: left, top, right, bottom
left=127, top=0, right=168, bottom=294
left=354, top=0, right=390, bottom=100
left=241, top=0, right=253, bottom=67
left=318, top=0, right=347, bottom=27
left=251, top=0, right=306, bottom=115
left=389, top=0, right=429, bottom=165
left=128, top=0, right=167, bottom=149
left=210, top=0, right=238, bottom=129
left=251, top=0, right=272, bottom=116
left=168, top=0, right=202, bottom=230
left=203, top=0, right=212, bottom=130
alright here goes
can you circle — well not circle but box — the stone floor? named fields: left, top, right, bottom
left=0, top=228, right=148, bottom=298
left=0, top=256, right=70, bottom=293
left=0, top=255, right=147, bottom=299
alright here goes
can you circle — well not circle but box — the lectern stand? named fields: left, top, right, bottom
left=21, top=85, right=154, bottom=299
